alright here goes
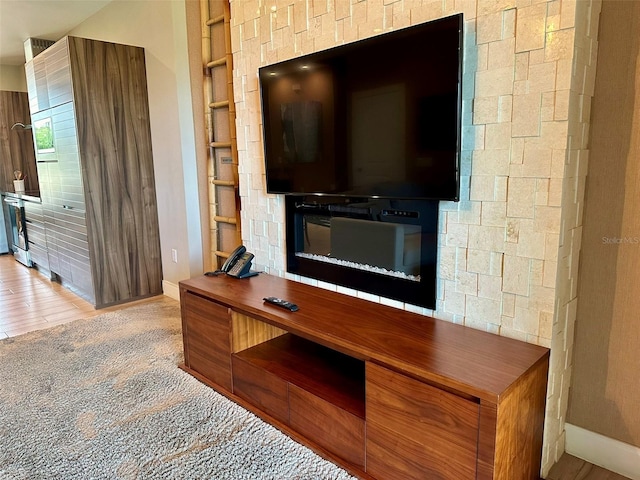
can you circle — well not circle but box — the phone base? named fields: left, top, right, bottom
left=235, top=270, right=260, bottom=279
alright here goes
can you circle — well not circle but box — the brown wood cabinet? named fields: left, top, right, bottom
left=179, top=274, right=550, bottom=480
left=0, top=91, right=39, bottom=195
left=25, top=36, right=162, bottom=308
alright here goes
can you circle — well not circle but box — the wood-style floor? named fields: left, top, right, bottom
left=0, top=253, right=165, bottom=338
left=0, top=254, right=631, bottom=480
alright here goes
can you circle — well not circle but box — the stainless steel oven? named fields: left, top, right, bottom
left=3, top=196, right=32, bottom=267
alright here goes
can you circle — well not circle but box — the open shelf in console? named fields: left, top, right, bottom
left=233, top=333, right=365, bottom=419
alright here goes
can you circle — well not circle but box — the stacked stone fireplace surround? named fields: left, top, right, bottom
left=229, top=0, right=601, bottom=476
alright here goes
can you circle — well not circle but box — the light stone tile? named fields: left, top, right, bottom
left=545, top=28, right=575, bottom=62
left=490, top=251, right=504, bottom=276
left=534, top=178, right=549, bottom=206
left=513, top=78, right=529, bottom=96
left=517, top=230, right=546, bottom=259
left=472, top=149, right=511, bottom=176
left=554, top=89, right=570, bottom=121
left=473, top=96, right=500, bottom=124
left=471, top=176, right=497, bottom=202
left=548, top=177, right=563, bottom=206
left=457, top=200, right=483, bottom=225
left=510, top=137, right=525, bottom=164
left=477, top=0, right=516, bottom=16
left=495, top=176, right=508, bottom=202
left=466, top=296, right=501, bottom=326
left=515, top=52, right=529, bottom=80
left=503, top=7, right=516, bottom=38
left=515, top=3, right=546, bottom=52
left=514, top=305, right=539, bottom=336
left=540, top=91, right=555, bottom=121
left=502, top=292, right=516, bottom=317
left=469, top=224, right=505, bottom=251
left=507, top=177, right=536, bottom=218
left=503, top=254, right=530, bottom=295
left=531, top=259, right=543, bottom=288
left=485, top=122, right=512, bottom=150
left=477, top=12, right=504, bottom=44
left=380, top=296, right=405, bottom=309
left=477, top=43, right=489, bottom=72
left=478, top=274, right=503, bottom=300
left=528, top=60, right=556, bottom=93
left=444, top=285, right=466, bottom=316
left=462, top=124, right=486, bottom=152
left=481, top=201, right=507, bottom=227
left=522, top=144, right=552, bottom=177
left=528, top=46, right=546, bottom=65
left=476, top=66, right=515, bottom=97
left=543, top=259, right=557, bottom=289
left=439, top=245, right=458, bottom=281
left=512, top=92, right=541, bottom=137
left=534, top=205, right=562, bottom=234
left=468, top=249, right=492, bottom=274
left=446, top=223, right=470, bottom=247
left=500, top=325, right=528, bottom=342
left=550, top=148, right=568, bottom=178
left=456, top=270, right=479, bottom=295
left=497, top=95, right=512, bottom=124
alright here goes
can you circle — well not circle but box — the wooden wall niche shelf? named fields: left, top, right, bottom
left=179, top=274, right=550, bottom=480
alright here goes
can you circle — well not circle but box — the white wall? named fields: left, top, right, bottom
left=0, top=64, right=27, bottom=91
left=66, top=0, right=206, bottom=294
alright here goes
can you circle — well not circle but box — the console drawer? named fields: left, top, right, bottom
left=231, top=355, right=289, bottom=425
left=289, top=384, right=365, bottom=468
left=366, top=362, right=480, bottom=480
left=181, top=291, right=232, bottom=391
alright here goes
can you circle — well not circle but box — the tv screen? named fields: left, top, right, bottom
left=259, top=14, right=463, bottom=201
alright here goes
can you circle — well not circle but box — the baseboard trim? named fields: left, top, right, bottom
left=565, top=423, right=640, bottom=479
left=162, top=280, right=180, bottom=301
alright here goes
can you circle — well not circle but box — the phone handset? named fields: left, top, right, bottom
left=221, top=245, right=246, bottom=272
left=212, top=245, right=258, bottom=279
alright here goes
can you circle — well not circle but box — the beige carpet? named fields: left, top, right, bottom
left=0, top=300, right=356, bottom=479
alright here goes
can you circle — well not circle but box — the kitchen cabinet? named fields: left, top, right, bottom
left=0, top=91, right=39, bottom=195
left=25, top=36, right=162, bottom=308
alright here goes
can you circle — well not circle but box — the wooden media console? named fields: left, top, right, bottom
left=179, top=274, right=549, bottom=479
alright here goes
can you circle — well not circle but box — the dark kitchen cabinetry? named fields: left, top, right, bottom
left=26, top=36, right=162, bottom=308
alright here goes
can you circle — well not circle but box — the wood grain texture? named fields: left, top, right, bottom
left=231, top=312, right=286, bottom=353
left=181, top=290, right=233, bottom=391
left=493, top=357, right=549, bottom=480
left=0, top=91, right=39, bottom=194
left=180, top=274, right=550, bottom=404
left=66, top=36, right=162, bottom=307
left=180, top=274, right=550, bottom=479
left=289, top=384, right=365, bottom=468
left=231, top=355, right=289, bottom=424
left=26, top=36, right=163, bottom=307
left=232, top=333, right=365, bottom=418
left=366, top=361, right=479, bottom=480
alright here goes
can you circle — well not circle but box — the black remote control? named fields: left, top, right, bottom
left=263, top=297, right=299, bottom=312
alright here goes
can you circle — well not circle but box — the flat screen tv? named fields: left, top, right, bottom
left=259, top=13, right=463, bottom=201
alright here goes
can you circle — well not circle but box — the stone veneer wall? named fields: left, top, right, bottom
left=229, top=0, right=601, bottom=475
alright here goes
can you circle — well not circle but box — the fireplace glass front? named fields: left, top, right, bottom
left=285, top=195, right=438, bottom=309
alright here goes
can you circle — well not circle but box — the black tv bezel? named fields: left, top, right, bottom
left=259, top=13, right=464, bottom=202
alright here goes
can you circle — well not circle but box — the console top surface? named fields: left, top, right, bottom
left=180, top=273, right=549, bottom=404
